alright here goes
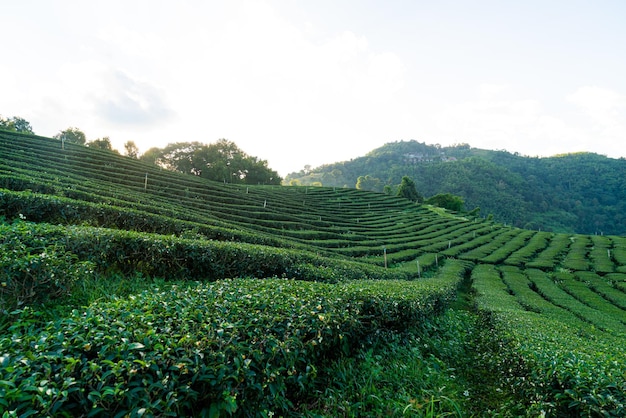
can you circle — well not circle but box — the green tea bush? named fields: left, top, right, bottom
left=589, top=235, right=615, bottom=273
left=474, top=269, right=626, bottom=416
left=0, top=275, right=462, bottom=416
left=0, top=222, right=94, bottom=313
left=575, top=271, right=626, bottom=311
left=0, top=221, right=409, bottom=284
left=525, top=233, right=571, bottom=270
left=561, top=235, right=591, bottom=271
left=0, top=189, right=290, bottom=248
left=503, top=231, right=550, bottom=266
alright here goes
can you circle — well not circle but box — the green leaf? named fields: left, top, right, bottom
left=128, top=342, right=145, bottom=350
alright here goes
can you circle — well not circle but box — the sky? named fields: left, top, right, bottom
left=2, top=0, right=626, bottom=175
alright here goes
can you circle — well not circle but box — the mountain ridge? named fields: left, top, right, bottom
left=285, top=140, right=626, bottom=235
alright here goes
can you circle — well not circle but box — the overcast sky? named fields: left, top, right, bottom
left=3, top=0, right=626, bottom=175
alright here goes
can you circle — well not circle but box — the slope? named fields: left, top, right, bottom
left=285, top=140, right=626, bottom=235
left=1, top=131, right=626, bottom=416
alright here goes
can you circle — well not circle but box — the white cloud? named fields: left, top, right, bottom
left=567, top=86, right=626, bottom=136
left=434, top=84, right=586, bottom=156
left=94, top=70, right=174, bottom=127
left=137, top=2, right=411, bottom=174
left=4, top=1, right=625, bottom=176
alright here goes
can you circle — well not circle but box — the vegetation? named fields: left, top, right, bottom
left=285, top=140, right=626, bottom=235
left=396, top=175, right=422, bottom=202
left=424, top=193, right=464, bottom=212
left=1, top=131, right=626, bottom=416
left=0, top=116, right=33, bottom=134
left=53, top=127, right=87, bottom=145
left=86, top=136, right=115, bottom=151
left=140, top=139, right=282, bottom=185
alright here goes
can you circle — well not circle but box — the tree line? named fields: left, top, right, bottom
left=1, top=115, right=281, bottom=185
left=1, top=115, right=127, bottom=154
left=140, top=140, right=281, bottom=185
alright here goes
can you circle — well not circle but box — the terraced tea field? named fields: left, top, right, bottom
left=1, top=131, right=625, bottom=416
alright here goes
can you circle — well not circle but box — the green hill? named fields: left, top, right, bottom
left=1, top=131, right=626, bottom=416
left=285, top=140, right=626, bottom=235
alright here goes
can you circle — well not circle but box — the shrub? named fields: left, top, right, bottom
left=0, top=222, right=94, bottom=313
left=0, top=274, right=463, bottom=416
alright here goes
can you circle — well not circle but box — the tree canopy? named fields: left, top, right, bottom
left=396, top=176, right=421, bottom=202
left=124, top=141, right=140, bottom=159
left=425, top=193, right=464, bottom=212
left=86, top=137, right=114, bottom=151
left=285, top=140, right=626, bottom=234
left=356, top=175, right=381, bottom=191
left=0, top=116, right=34, bottom=134
left=140, top=139, right=281, bottom=185
left=54, top=127, right=87, bottom=145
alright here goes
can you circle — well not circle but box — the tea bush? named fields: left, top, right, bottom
left=0, top=273, right=464, bottom=416
left=0, top=221, right=94, bottom=313
left=474, top=266, right=626, bottom=416
left=0, top=221, right=410, bottom=285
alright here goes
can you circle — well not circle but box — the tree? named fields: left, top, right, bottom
left=140, top=139, right=282, bottom=185
left=396, top=176, right=422, bottom=202
left=425, top=193, right=464, bottom=212
left=0, top=116, right=34, bottom=134
left=0, top=116, right=10, bottom=131
left=54, top=127, right=86, bottom=145
left=124, top=141, right=140, bottom=159
left=356, top=175, right=381, bottom=192
left=12, top=117, right=34, bottom=134
left=240, top=155, right=281, bottom=185
left=140, top=147, right=164, bottom=165
left=86, top=137, right=113, bottom=151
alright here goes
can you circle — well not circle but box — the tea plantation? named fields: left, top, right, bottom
left=1, top=131, right=625, bottom=416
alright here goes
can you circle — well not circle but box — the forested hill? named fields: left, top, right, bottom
left=285, top=141, right=626, bottom=235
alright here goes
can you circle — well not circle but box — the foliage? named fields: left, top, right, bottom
left=425, top=193, right=464, bottom=212
left=304, top=322, right=466, bottom=417
left=0, top=273, right=464, bottom=416
left=2, top=130, right=626, bottom=416
left=0, top=221, right=410, bottom=284
left=124, top=140, right=140, bottom=158
left=141, top=139, right=282, bottom=185
left=473, top=264, right=626, bottom=416
left=396, top=175, right=421, bottom=202
left=86, top=136, right=114, bottom=151
left=0, top=116, right=34, bottom=134
left=0, top=221, right=95, bottom=314
left=355, top=174, right=381, bottom=192
left=53, top=127, right=86, bottom=145
left=285, top=140, right=626, bottom=235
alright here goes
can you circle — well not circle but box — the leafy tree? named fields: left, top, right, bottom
left=140, top=139, right=281, bottom=185
left=140, top=147, right=165, bottom=166
left=53, top=127, right=86, bottom=145
left=425, top=193, right=464, bottom=212
left=124, top=141, right=140, bottom=159
left=86, top=137, right=113, bottom=151
left=240, top=155, right=281, bottom=185
left=356, top=175, right=381, bottom=192
left=12, top=117, right=34, bottom=134
left=0, top=116, right=34, bottom=134
left=0, top=116, right=10, bottom=131
left=396, top=176, right=421, bottom=202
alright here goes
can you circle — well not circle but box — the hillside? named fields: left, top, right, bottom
left=1, top=131, right=626, bottom=416
left=285, top=140, right=626, bottom=235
